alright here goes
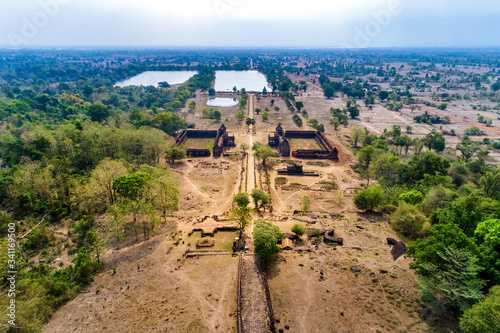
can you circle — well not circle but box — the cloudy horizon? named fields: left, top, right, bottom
left=1, top=0, right=499, bottom=49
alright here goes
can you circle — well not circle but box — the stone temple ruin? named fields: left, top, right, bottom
left=268, top=125, right=339, bottom=160
left=175, top=124, right=236, bottom=158
left=277, top=164, right=319, bottom=176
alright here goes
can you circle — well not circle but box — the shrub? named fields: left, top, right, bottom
left=252, top=219, right=283, bottom=261
left=353, top=184, right=383, bottom=212
left=301, top=196, right=311, bottom=211
left=390, top=202, right=429, bottom=239
left=291, top=224, right=306, bottom=237
left=233, top=192, right=250, bottom=207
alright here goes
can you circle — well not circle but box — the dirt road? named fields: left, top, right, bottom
left=246, top=94, right=258, bottom=238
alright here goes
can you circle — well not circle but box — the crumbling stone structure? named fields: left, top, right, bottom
left=277, top=164, right=319, bottom=176
left=175, top=124, right=235, bottom=158
left=268, top=125, right=291, bottom=157
left=268, top=125, right=339, bottom=160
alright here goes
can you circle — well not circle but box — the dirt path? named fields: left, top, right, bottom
left=240, top=256, right=270, bottom=333
left=247, top=93, right=258, bottom=238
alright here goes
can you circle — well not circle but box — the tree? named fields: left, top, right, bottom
left=460, top=286, right=500, bottom=333
left=84, top=229, right=105, bottom=263
left=202, top=108, right=221, bottom=121
left=350, top=127, right=366, bottom=148
left=252, top=142, right=274, bottom=168
left=246, top=118, right=255, bottom=127
left=448, top=161, right=469, bottom=187
left=88, top=103, right=109, bottom=123
left=152, top=175, right=179, bottom=222
left=406, top=125, right=412, bottom=133
left=113, top=173, right=154, bottom=241
left=457, top=136, right=479, bottom=162
left=295, top=101, right=304, bottom=111
left=415, top=246, right=485, bottom=314
left=424, top=132, right=446, bottom=153
left=239, top=99, right=247, bottom=109
left=480, top=169, right=500, bottom=199
left=437, top=103, right=447, bottom=110
left=83, top=85, right=94, bottom=99
left=370, top=153, right=400, bottom=187
left=358, top=145, right=376, bottom=169
left=158, top=81, right=170, bottom=89
left=251, top=188, right=270, bottom=211
left=86, top=158, right=129, bottom=210
left=331, top=117, right=340, bottom=131
left=208, top=88, right=216, bottom=96
left=231, top=207, right=251, bottom=238
left=420, top=185, right=455, bottom=216
left=353, top=184, right=383, bottom=212
left=235, top=110, right=245, bottom=121
left=379, top=90, right=389, bottom=101
left=252, top=219, right=283, bottom=261
left=358, top=145, right=376, bottom=185
left=151, top=112, right=187, bottom=134
left=465, top=126, right=481, bottom=136
left=262, top=112, right=269, bottom=121
left=301, top=195, right=311, bottom=211
left=165, top=147, right=186, bottom=163
left=233, top=192, right=250, bottom=208
left=0, top=212, right=13, bottom=234
left=475, top=219, right=500, bottom=286
left=323, top=84, right=334, bottom=99
left=407, top=223, right=479, bottom=276
left=348, top=106, right=359, bottom=119
left=240, top=143, right=249, bottom=152
left=413, top=138, right=424, bottom=155
left=188, top=101, right=196, bottom=111
left=291, top=224, right=306, bottom=237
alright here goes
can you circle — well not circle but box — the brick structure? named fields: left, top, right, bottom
left=268, top=126, right=339, bottom=160
left=277, top=164, right=319, bottom=176
left=175, top=124, right=235, bottom=158
left=186, top=149, right=211, bottom=157
left=268, top=125, right=291, bottom=157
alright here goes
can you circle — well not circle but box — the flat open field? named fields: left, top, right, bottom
left=289, top=138, right=322, bottom=150
left=182, top=138, right=215, bottom=150
left=172, top=158, right=242, bottom=217
left=44, top=227, right=239, bottom=333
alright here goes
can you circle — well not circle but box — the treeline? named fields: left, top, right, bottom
left=351, top=128, right=500, bottom=331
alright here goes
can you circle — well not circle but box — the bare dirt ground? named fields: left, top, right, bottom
left=171, top=158, right=242, bottom=217
left=44, top=224, right=239, bottom=333
left=267, top=212, right=432, bottom=333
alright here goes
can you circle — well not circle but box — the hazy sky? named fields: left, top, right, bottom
left=1, top=0, right=499, bottom=48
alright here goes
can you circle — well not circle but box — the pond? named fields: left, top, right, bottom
left=214, top=70, right=271, bottom=92
left=206, top=97, right=239, bottom=107
left=114, top=71, right=198, bottom=88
